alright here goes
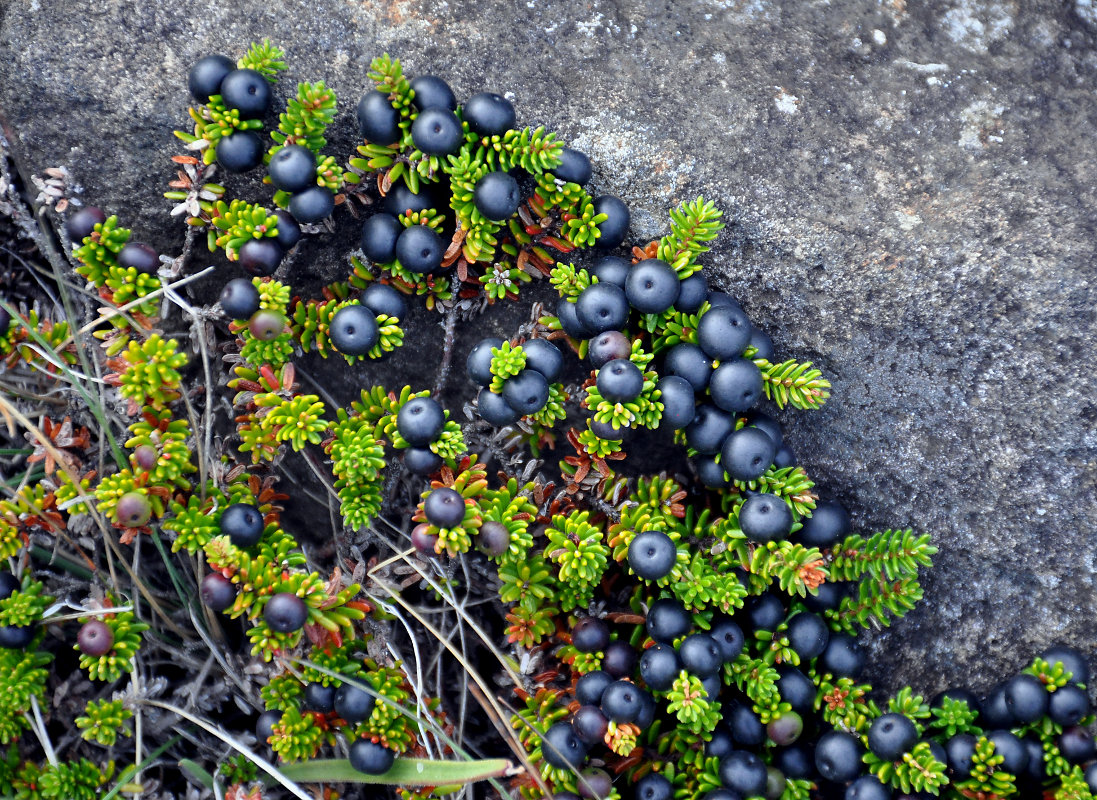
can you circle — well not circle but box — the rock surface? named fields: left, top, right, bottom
left=2, top=0, right=1097, bottom=696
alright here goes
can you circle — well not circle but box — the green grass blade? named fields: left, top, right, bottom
left=277, top=757, right=513, bottom=787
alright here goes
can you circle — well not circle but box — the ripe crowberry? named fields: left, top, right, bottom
left=1042, top=645, right=1090, bottom=686
left=66, top=206, right=106, bottom=243
left=268, top=145, right=316, bottom=193
left=411, top=108, right=463, bottom=155
left=749, top=327, right=775, bottom=360
left=335, top=682, right=376, bottom=723
left=785, top=611, right=829, bottom=660
left=463, top=92, right=516, bottom=136
left=708, top=358, right=763, bottom=413
left=821, top=633, right=865, bottom=678
left=719, top=751, right=767, bottom=797
left=776, top=667, right=815, bottom=714
left=200, top=573, right=236, bottom=612
left=304, top=682, right=335, bottom=713
left=588, top=330, right=631, bottom=368
left=476, top=520, right=510, bottom=555
left=220, top=69, right=271, bottom=119
left=117, top=242, right=159, bottom=274
left=288, top=186, right=334, bottom=224
left=219, top=278, right=261, bottom=319
left=986, top=729, right=1028, bottom=774
left=625, top=258, right=680, bottom=314
left=329, top=304, right=380, bottom=356
left=395, top=224, right=444, bottom=273
left=602, top=641, right=638, bottom=677
left=423, top=487, right=466, bottom=529
left=684, top=404, right=734, bottom=455
left=675, top=273, right=708, bottom=313
left=473, top=171, right=521, bottom=220
left=1059, top=726, right=1095, bottom=763
left=520, top=338, right=563, bottom=383
left=628, top=530, right=677, bottom=581
left=542, top=721, right=587, bottom=769
left=601, top=680, right=643, bottom=723
left=867, top=713, right=918, bottom=760
left=382, top=183, right=443, bottom=217
left=720, top=426, right=776, bottom=482
left=349, top=739, right=395, bottom=775
left=1049, top=684, right=1089, bottom=726
left=551, top=146, right=593, bottom=185
left=695, top=455, right=729, bottom=488
left=589, top=418, right=625, bottom=440
left=271, top=210, right=301, bottom=251
left=501, top=369, right=550, bottom=415
left=217, top=130, right=264, bottom=173
left=591, top=255, right=630, bottom=287
left=572, top=705, right=609, bottom=746
left=404, top=446, right=442, bottom=477
left=727, top=701, right=766, bottom=746
left=845, top=775, right=891, bottom=800
left=656, top=376, right=696, bottom=430
left=945, top=733, right=977, bottom=778
left=814, top=730, right=864, bottom=783
left=187, top=54, right=234, bottom=102
left=743, top=410, right=782, bottom=445
left=410, top=75, right=457, bottom=111
left=592, top=195, right=630, bottom=248
left=575, top=282, right=630, bottom=334
left=698, top=305, right=752, bottom=360
left=238, top=237, right=283, bottom=277
left=744, top=592, right=785, bottom=631
left=738, top=492, right=793, bottom=542
left=263, top=592, right=308, bottom=633
left=664, top=343, right=713, bottom=392
left=797, top=499, right=851, bottom=548
left=646, top=597, right=691, bottom=644
left=571, top=617, right=610, bottom=653
left=477, top=387, right=520, bottom=426
left=76, top=619, right=114, bottom=657
left=775, top=743, right=815, bottom=780
left=357, top=91, right=401, bottom=143
left=710, top=617, right=745, bottom=661
left=361, top=213, right=404, bottom=263
left=597, top=358, right=644, bottom=403
left=679, top=633, right=722, bottom=678
left=360, top=282, right=407, bottom=321
left=397, top=396, right=445, bottom=446
left=1003, top=673, right=1049, bottom=723
left=256, top=710, right=282, bottom=744
left=220, top=502, right=264, bottom=547
left=635, top=773, right=674, bottom=800
left=556, top=296, right=594, bottom=339
left=640, top=643, right=681, bottom=691
left=466, top=337, right=505, bottom=386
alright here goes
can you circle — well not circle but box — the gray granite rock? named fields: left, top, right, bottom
left=2, top=0, right=1096, bottom=697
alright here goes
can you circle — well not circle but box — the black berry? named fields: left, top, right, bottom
left=710, top=617, right=745, bottom=662
left=626, top=258, right=680, bottom=314
left=986, top=729, right=1028, bottom=774
left=238, top=237, right=283, bottom=277
left=845, top=775, right=891, bottom=800
left=679, top=633, right=722, bottom=678
left=664, top=343, right=713, bottom=392
left=720, top=426, right=776, bottom=482
left=473, top=171, right=521, bottom=221
left=698, top=305, right=752, bottom=360
left=220, top=502, right=264, bottom=547
left=0, top=624, right=35, bottom=649
left=1059, top=726, right=1095, bottom=763
left=821, top=633, right=865, bottom=678
left=220, top=69, right=271, bottom=119
left=588, top=330, right=631, bottom=368
left=268, top=145, right=316, bottom=193
left=217, top=130, right=264, bottom=173
left=797, top=500, right=851, bottom=548
left=66, top=206, right=106, bottom=243
left=591, top=255, right=631, bottom=287
left=520, top=338, right=563, bottom=383
left=1042, top=645, right=1090, bottom=686
left=395, top=224, right=443, bottom=274
left=335, top=682, right=376, bottom=723
left=785, top=612, right=830, bottom=661
left=188, top=54, right=234, bottom=102
left=657, top=376, right=697, bottom=430
left=597, top=358, right=644, bottom=403
left=404, top=446, right=442, bottom=476
left=397, top=396, right=446, bottom=446
left=575, top=282, right=630, bottom=334
left=738, top=493, right=793, bottom=542
left=410, top=75, right=457, bottom=111
left=361, top=213, right=404, bottom=263
left=635, top=773, right=674, bottom=800
left=411, top=108, right=463, bottom=156
left=945, top=733, right=977, bottom=778
left=118, top=242, right=159, bottom=274
left=274, top=209, right=301, bottom=250
left=220, top=278, right=261, bottom=319
left=360, top=282, right=407, bottom=320
left=263, top=592, right=308, bottom=633
left=572, top=705, right=609, bottom=746
left=303, top=682, right=335, bottom=713
left=463, top=92, right=516, bottom=136
left=749, top=327, right=775, bottom=360
left=589, top=418, right=625, bottom=440
left=381, top=183, right=443, bottom=217
left=675, top=273, right=708, bottom=313
left=602, top=641, right=638, bottom=677
left=288, top=186, right=334, bottom=224
left=551, top=146, right=593, bottom=185
left=572, top=617, right=610, bottom=653
left=727, top=701, right=766, bottom=746
left=592, top=195, right=630, bottom=248
left=628, top=530, right=677, bottom=581
left=708, top=358, right=763, bottom=413
left=467, top=338, right=505, bottom=386
left=557, top=297, right=594, bottom=339
left=719, top=751, right=767, bottom=796
left=1049, top=684, right=1089, bottom=726
left=601, top=680, right=642, bottom=723
left=200, top=572, right=236, bottom=612
left=542, top=721, right=587, bottom=769
left=575, top=670, right=613, bottom=706
left=501, top=369, right=550, bottom=415
left=477, top=387, right=520, bottom=426
left=349, top=739, right=395, bottom=775
left=774, top=442, right=797, bottom=469
left=357, top=91, right=401, bottom=143
left=867, top=712, right=918, bottom=760
left=0, top=573, right=19, bottom=600
left=256, top=709, right=282, bottom=744
left=814, top=730, right=864, bottom=783
left=743, top=410, right=782, bottom=445
left=1003, top=673, right=1049, bottom=723
left=640, top=643, right=681, bottom=691
left=423, top=487, right=466, bottom=529
left=776, top=667, right=816, bottom=714
left=696, top=455, right=729, bottom=488
left=329, top=304, right=380, bottom=356
left=744, top=592, right=785, bottom=631
left=646, top=597, right=691, bottom=644
left=684, top=404, right=734, bottom=455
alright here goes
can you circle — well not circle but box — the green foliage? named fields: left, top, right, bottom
left=829, top=529, right=937, bottom=583
left=73, top=215, right=131, bottom=287
left=867, top=739, right=948, bottom=795
left=527, top=383, right=568, bottom=428
left=270, top=704, right=332, bottom=762
left=163, top=486, right=226, bottom=554
left=328, top=412, right=386, bottom=530
left=210, top=199, right=279, bottom=260
left=814, top=674, right=874, bottom=734
left=955, top=736, right=1017, bottom=798
left=77, top=609, right=148, bottom=682
left=665, top=670, right=721, bottom=734
left=33, top=759, right=114, bottom=800
left=126, top=409, right=196, bottom=488
left=488, top=340, right=528, bottom=392
left=727, top=654, right=787, bottom=723
left=732, top=465, right=817, bottom=520
left=0, top=578, right=50, bottom=627
left=544, top=511, right=607, bottom=611
left=111, top=334, right=187, bottom=410
left=549, top=261, right=596, bottom=299
left=756, top=358, right=832, bottom=410
left=413, top=462, right=488, bottom=556
left=254, top=392, right=328, bottom=451
left=655, top=197, right=725, bottom=278
left=929, top=693, right=981, bottom=738
left=271, top=81, right=339, bottom=155
left=75, top=698, right=133, bottom=747
left=0, top=645, right=51, bottom=744
left=1024, top=655, right=1077, bottom=689
left=238, top=39, right=287, bottom=78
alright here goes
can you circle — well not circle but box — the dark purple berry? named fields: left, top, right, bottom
left=77, top=619, right=114, bottom=656
left=188, top=54, right=234, bottom=102
left=256, top=709, right=282, bottom=744
left=217, top=130, right=264, bottom=173
left=357, top=91, right=401, bottom=143
left=263, top=592, right=308, bottom=633
left=588, top=330, right=631, bottom=368
left=1003, top=673, right=1050, bottom=723
left=592, top=195, right=630, bottom=248
left=773, top=443, right=796, bottom=469
left=728, top=701, right=766, bottom=746
left=601, top=680, right=642, bottom=723
left=1059, top=726, right=1095, bottom=763
left=719, top=751, right=767, bottom=796
left=551, top=146, right=593, bottom=185
left=575, top=282, right=630, bottom=334
left=117, top=242, right=159, bottom=274
left=329, top=304, right=380, bottom=356
left=696, top=455, right=730, bottom=488
left=349, top=738, right=395, bottom=775
left=721, top=426, right=776, bottom=482
left=411, top=523, right=438, bottom=554
left=238, top=237, right=283, bottom=277
left=868, top=713, right=918, bottom=760
left=360, top=282, right=407, bottom=320
left=288, top=186, right=334, bottom=224
left=478, top=387, right=521, bottom=426
left=248, top=310, right=285, bottom=341
left=220, top=278, right=261, bottom=319
left=786, top=612, right=830, bottom=661
left=738, top=493, right=793, bottom=542
left=684, top=404, right=734, bottom=455
left=815, top=730, right=864, bottom=783
left=749, top=328, right=774, bottom=360
left=361, top=213, right=404, bottom=263
left=397, top=396, right=446, bottom=446
left=628, top=530, right=677, bottom=581
left=1049, top=684, right=1089, bottom=726
left=777, top=667, right=815, bottom=713
left=698, top=305, right=752, bottom=360
left=821, top=633, right=865, bottom=678
left=467, top=338, right=505, bottom=386
left=709, top=358, right=764, bottom=413
left=776, top=743, right=816, bottom=779
left=986, top=729, right=1029, bottom=774
left=273, top=210, right=301, bottom=250
left=981, top=683, right=1014, bottom=728
left=66, top=206, right=106, bottom=243
left=200, top=573, right=236, bottom=612
left=579, top=769, right=612, bottom=800
left=591, top=255, right=630, bottom=287
left=501, top=369, right=550, bottom=415
left=744, top=592, right=785, bottom=631
left=589, top=417, right=625, bottom=440
left=647, top=598, right=691, bottom=644
left=220, top=69, right=271, bottom=119
left=424, top=487, right=466, bottom=529
left=477, top=520, right=510, bottom=556
left=520, top=338, right=563, bottom=383
left=945, top=733, right=977, bottom=778
left=556, top=297, right=594, bottom=339
left=304, top=682, right=336, bottom=713
left=797, top=500, right=851, bottom=548
left=381, top=183, right=443, bottom=217
left=679, top=633, right=722, bottom=678
left=664, top=342, right=713, bottom=392
left=116, top=492, right=151, bottom=527
left=0, top=624, right=35, bottom=649
left=463, top=92, right=515, bottom=136
left=335, top=682, right=376, bottom=723
left=221, top=502, right=264, bottom=547
left=572, top=617, right=610, bottom=653
left=657, top=375, right=696, bottom=430
left=710, top=617, right=745, bottom=662
left=0, top=573, right=18, bottom=600
left=473, top=171, right=521, bottom=221
left=542, top=721, right=587, bottom=769
left=635, top=773, right=674, bottom=800
left=597, top=358, right=644, bottom=403
left=743, top=410, right=782, bottom=445
left=675, top=273, right=708, bottom=313
left=410, top=75, right=457, bottom=111
left=640, top=643, right=681, bottom=691
left=1042, top=645, right=1090, bottom=686
left=395, top=224, right=443, bottom=274
left=404, top=446, right=442, bottom=477
left=602, top=641, right=638, bottom=678
left=268, top=145, right=316, bottom=194
left=625, top=258, right=679, bottom=314
left=845, top=775, right=891, bottom=800
left=411, top=108, right=463, bottom=156
left=572, top=705, right=609, bottom=745
left=576, top=670, right=613, bottom=706
left=805, top=581, right=849, bottom=613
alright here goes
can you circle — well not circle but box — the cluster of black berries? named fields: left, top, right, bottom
left=65, top=206, right=162, bottom=273
left=188, top=55, right=273, bottom=174
left=466, top=336, right=564, bottom=424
